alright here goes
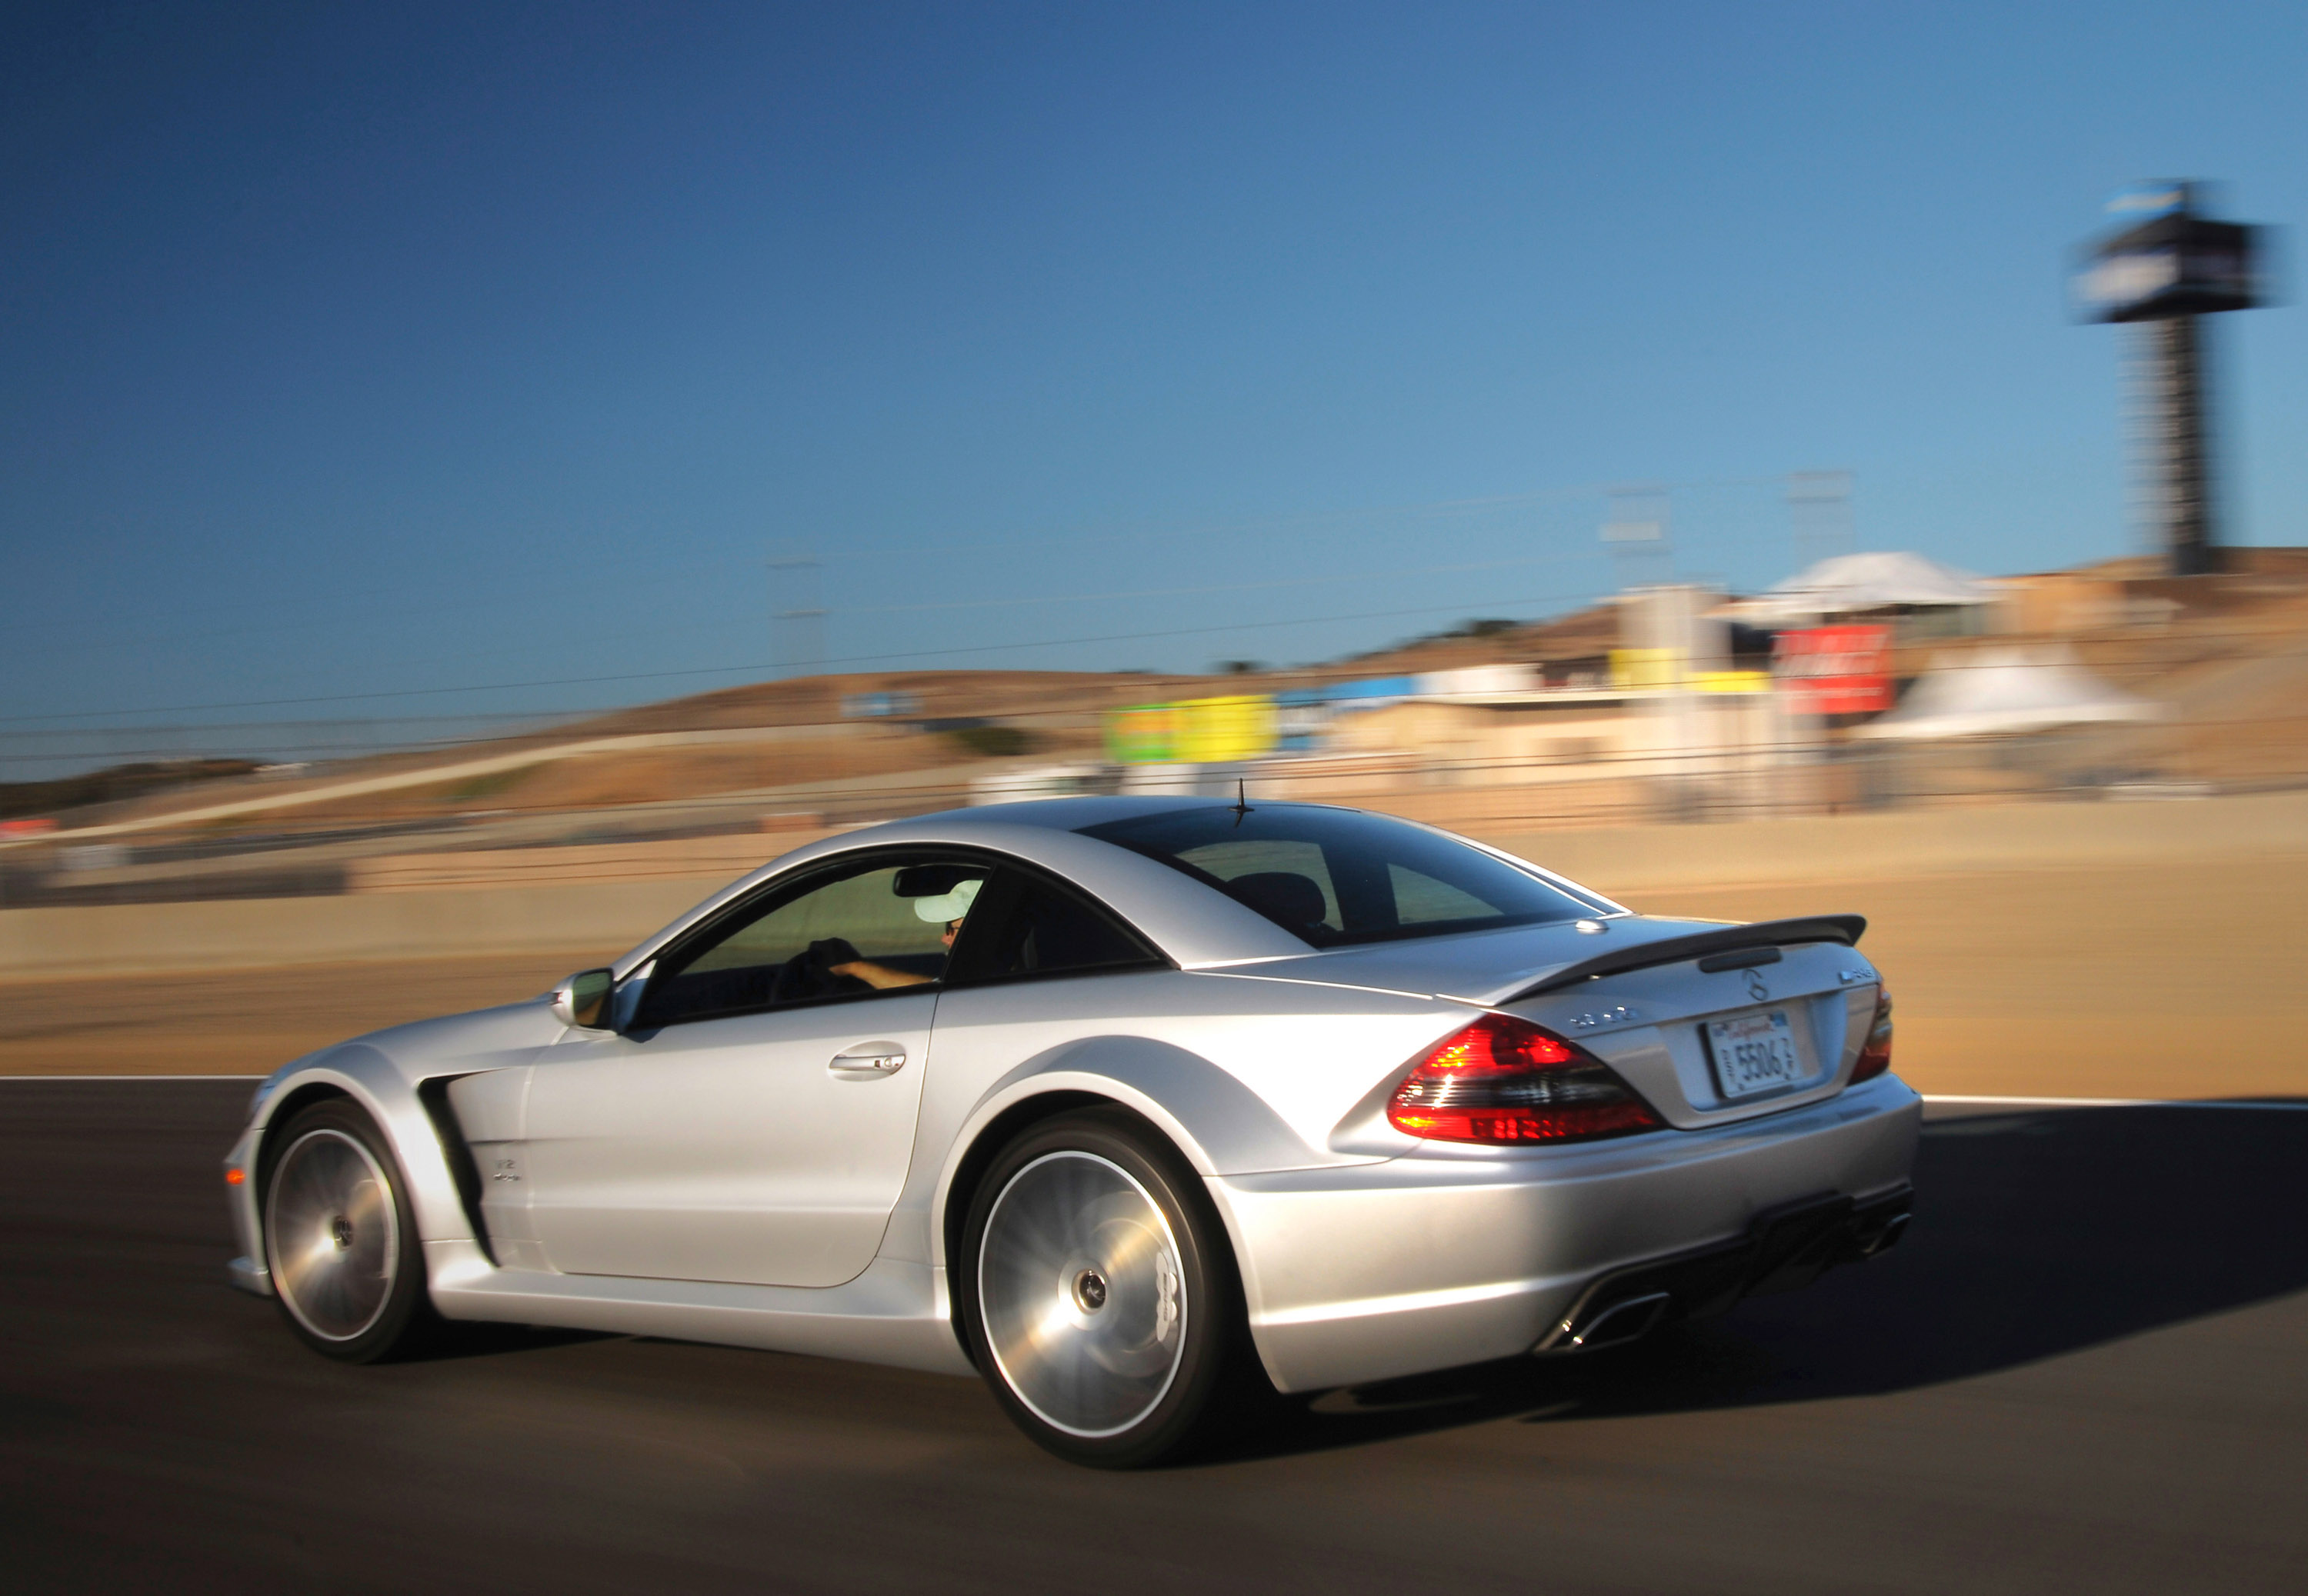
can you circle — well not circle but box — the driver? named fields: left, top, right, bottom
left=827, top=876, right=980, bottom=990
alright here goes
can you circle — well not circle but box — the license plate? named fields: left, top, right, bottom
left=1703, top=1009, right=1804, bottom=1100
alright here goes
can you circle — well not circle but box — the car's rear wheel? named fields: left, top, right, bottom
left=262, top=1099, right=435, bottom=1362
left=960, top=1108, right=1258, bottom=1467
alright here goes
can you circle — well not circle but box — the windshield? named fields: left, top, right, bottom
left=1078, top=804, right=1609, bottom=948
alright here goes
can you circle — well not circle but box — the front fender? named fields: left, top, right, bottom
left=240, top=1044, right=477, bottom=1252
left=228, top=1000, right=562, bottom=1286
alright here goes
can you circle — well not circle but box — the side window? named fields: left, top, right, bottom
left=1079, top=802, right=1604, bottom=947
left=948, top=870, right=1164, bottom=985
left=1169, top=838, right=1342, bottom=941
left=636, top=856, right=990, bottom=1027
left=1388, top=862, right=1499, bottom=927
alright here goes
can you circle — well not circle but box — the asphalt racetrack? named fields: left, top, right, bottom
left=5, top=1083, right=2305, bottom=1594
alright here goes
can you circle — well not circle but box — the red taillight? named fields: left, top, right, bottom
left=1387, top=1013, right=1663, bottom=1145
left=1850, top=987, right=1894, bottom=1083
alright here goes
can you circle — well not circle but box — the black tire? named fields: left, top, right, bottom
left=959, top=1108, right=1264, bottom=1468
left=260, top=1099, right=438, bottom=1363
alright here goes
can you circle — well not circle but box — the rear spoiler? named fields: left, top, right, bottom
left=1503, top=915, right=1867, bottom=1004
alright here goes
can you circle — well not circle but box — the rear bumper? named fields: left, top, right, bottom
left=1211, top=1074, right=1920, bottom=1393
left=1538, top=1183, right=1910, bottom=1352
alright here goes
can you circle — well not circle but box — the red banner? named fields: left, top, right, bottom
left=1774, top=625, right=1892, bottom=715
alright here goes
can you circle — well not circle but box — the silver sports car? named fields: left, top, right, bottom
left=225, top=797, right=1916, bottom=1466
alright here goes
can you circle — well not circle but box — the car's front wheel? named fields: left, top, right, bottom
left=262, top=1099, right=435, bottom=1362
left=960, top=1108, right=1259, bottom=1468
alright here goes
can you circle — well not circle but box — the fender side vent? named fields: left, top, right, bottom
left=416, top=1075, right=497, bottom=1267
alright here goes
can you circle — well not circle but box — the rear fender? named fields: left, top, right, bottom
left=928, top=1035, right=1319, bottom=1273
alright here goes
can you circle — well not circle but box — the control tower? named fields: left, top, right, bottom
left=2073, top=182, right=2271, bottom=577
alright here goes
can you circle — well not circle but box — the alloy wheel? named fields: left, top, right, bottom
left=976, top=1150, right=1188, bottom=1438
left=266, top=1128, right=400, bottom=1342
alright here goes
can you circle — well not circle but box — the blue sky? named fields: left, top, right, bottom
left=4, top=1, right=2304, bottom=758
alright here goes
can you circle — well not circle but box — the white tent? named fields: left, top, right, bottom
left=1733, top=551, right=1994, bottom=623
left=1856, top=646, right=2158, bottom=741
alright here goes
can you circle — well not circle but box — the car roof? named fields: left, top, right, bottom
left=612, top=795, right=1316, bottom=976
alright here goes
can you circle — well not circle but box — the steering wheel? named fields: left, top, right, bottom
left=772, top=938, right=867, bottom=1002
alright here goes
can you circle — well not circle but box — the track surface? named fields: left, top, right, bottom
left=4, top=1083, right=2305, bottom=1594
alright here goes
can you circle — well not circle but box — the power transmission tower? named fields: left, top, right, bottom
left=1786, top=471, right=1855, bottom=568
left=767, top=545, right=826, bottom=678
left=1600, top=486, right=1673, bottom=591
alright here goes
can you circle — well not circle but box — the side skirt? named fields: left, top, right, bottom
left=423, top=1241, right=977, bottom=1378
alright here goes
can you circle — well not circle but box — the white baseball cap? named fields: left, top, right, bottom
left=912, top=876, right=982, bottom=924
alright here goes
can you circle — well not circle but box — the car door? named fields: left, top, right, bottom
left=520, top=851, right=989, bottom=1289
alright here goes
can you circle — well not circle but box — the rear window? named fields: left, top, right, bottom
left=1078, top=804, right=1608, bottom=948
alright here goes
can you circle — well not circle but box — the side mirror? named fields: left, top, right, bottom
left=550, top=968, right=615, bottom=1030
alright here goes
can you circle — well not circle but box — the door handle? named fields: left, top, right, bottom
left=829, top=1042, right=908, bottom=1075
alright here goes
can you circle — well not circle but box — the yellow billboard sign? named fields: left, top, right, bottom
left=1105, top=695, right=1277, bottom=764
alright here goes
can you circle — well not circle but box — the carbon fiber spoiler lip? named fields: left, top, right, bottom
left=1500, top=914, right=1869, bottom=1004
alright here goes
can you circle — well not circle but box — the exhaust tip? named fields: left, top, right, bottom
left=1549, top=1289, right=1671, bottom=1353
left=1859, top=1211, right=1911, bottom=1258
